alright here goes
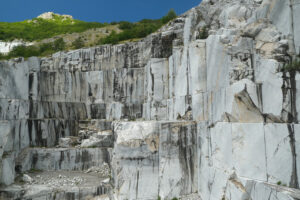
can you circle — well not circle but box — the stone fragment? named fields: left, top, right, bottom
left=232, top=88, right=264, bottom=122
left=22, top=174, right=33, bottom=184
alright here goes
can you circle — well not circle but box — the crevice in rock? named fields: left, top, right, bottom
left=281, top=71, right=298, bottom=123
left=136, top=170, right=139, bottom=199
left=256, top=83, right=263, bottom=112
left=263, top=124, right=269, bottom=182
left=287, top=124, right=299, bottom=189
left=290, top=71, right=298, bottom=123
left=150, top=67, right=154, bottom=95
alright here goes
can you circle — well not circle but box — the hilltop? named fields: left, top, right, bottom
left=37, top=12, right=73, bottom=20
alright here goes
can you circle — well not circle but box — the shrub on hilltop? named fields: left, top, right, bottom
left=72, top=37, right=85, bottom=49
left=1, top=38, right=66, bottom=59
left=0, top=17, right=105, bottom=42
left=98, top=9, right=177, bottom=45
left=161, top=9, right=177, bottom=24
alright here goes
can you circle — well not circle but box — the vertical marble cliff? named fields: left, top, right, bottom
left=1, top=0, right=300, bottom=199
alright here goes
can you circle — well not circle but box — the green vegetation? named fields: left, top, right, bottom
left=1, top=38, right=67, bottom=59
left=161, top=9, right=177, bottom=24
left=7, top=45, right=40, bottom=58
left=53, top=38, right=66, bottom=51
left=157, top=196, right=161, bottom=200
left=277, top=181, right=282, bottom=185
left=0, top=9, right=177, bottom=60
left=276, top=181, right=287, bottom=186
left=72, top=37, right=85, bottom=49
left=0, top=14, right=106, bottom=41
left=280, top=59, right=300, bottom=72
left=98, top=9, right=177, bottom=45
left=171, top=198, right=179, bottom=200
left=197, top=26, right=209, bottom=39
left=29, top=168, right=43, bottom=173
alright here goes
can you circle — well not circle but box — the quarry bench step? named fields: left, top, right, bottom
left=14, top=147, right=112, bottom=173
left=0, top=170, right=111, bottom=200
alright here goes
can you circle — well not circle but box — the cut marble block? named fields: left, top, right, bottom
left=188, top=40, right=207, bottom=95
left=112, top=121, right=159, bottom=200
left=0, top=155, right=15, bottom=186
left=0, top=60, right=29, bottom=100
left=159, top=121, right=198, bottom=199
left=206, top=35, right=230, bottom=92
left=231, top=123, right=267, bottom=181
left=112, top=121, right=198, bottom=200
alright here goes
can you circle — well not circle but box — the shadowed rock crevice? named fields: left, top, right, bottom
left=287, top=124, right=299, bottom=189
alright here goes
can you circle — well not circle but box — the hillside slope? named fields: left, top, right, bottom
left=0, top=10, right=177, bottom=59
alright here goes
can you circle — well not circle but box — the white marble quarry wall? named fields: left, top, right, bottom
left=1, top=0, right=300, bottom=198
left=142, top=2, right=300, bottom=125
left=0, top=29, right=183, bottom=184
left=143, top=37, right=279, bottom=124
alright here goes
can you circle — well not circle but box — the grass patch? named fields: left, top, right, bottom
left=0, top=15, right=106, bottom=42
left=29, top=168, right=43, bottom=173
left=280, top=59, right=300, bottom=72
left=72, top=37, right=85, bottom=49
left=277, top=181, right=282, bottom=185
left=197, top=25, right=209, bottom=39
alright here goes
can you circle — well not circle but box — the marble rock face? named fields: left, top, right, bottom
left=112, top=121, right=197, bottom=200
left=1, top=0, right=300, bottom=199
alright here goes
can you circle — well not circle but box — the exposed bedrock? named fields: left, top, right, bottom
left=1, top=0, right=300, bottom=199
left=112, top=121, right=197, bottom=200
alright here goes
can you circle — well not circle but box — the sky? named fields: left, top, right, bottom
left=0, top=0, right=201, bottom=23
